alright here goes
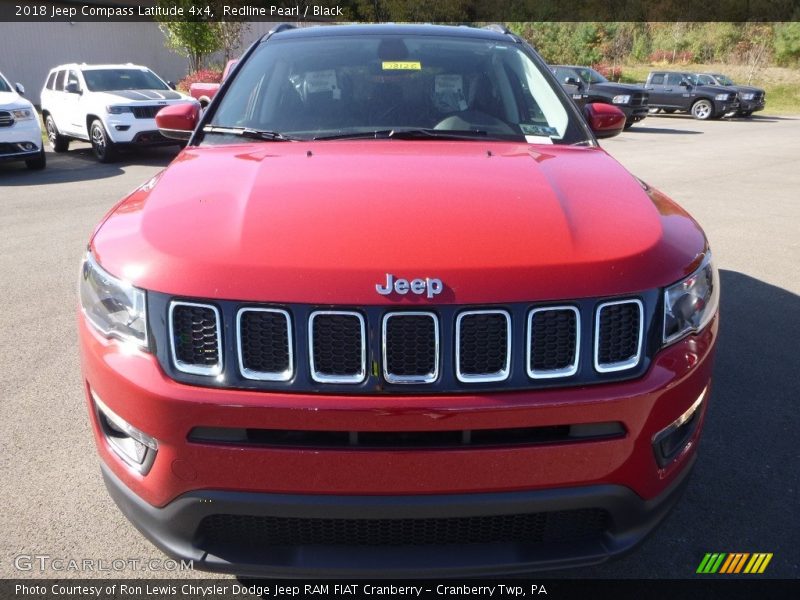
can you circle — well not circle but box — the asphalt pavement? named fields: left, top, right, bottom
left=0, top=113, right=798, bottom=579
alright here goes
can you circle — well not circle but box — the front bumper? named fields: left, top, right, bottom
left=0, top=119, right=44, bottom=162
left=102, top=452, right=696, bottom=576
left=618, top=105, right=650, bottom=120
left=80, top=313, right=716, bottom=574
left=737, top=99, right=765, bottom=113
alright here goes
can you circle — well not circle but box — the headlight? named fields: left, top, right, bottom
left=663, top=253, right=720, bottom=345
left=106, top=105, right=132, bottom=115
left=80, top=253, right=148, bottom=348
left=742, top=93, right=755, bottom=100
left=714, top=94, right=730, bottom=101
left=612, top=95, right=631, bottom=104
left=11, top=108, right=34, bottom=120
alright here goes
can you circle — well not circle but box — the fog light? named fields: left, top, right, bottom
left=652, top=387, right=706, bottom=467
left=22, top=142, right=36, bottom=151
left=92, top=390, right=157, bottom=474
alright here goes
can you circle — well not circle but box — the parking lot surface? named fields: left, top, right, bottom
left=1, top=114, right=798, bottom=578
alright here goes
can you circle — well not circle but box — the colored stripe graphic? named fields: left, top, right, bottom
left=697, top=553, right=727, bottom=573
left=700, top=552, right=774, bottom=574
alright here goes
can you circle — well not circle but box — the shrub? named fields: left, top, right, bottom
left=593, top=64, right=623, bottom=81
left=176, top=68, right=223, bottom=93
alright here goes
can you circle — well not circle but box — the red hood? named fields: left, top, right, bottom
left=91, top=141, right=706, bottom=304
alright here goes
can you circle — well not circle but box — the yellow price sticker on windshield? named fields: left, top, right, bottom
left=382, top=61, right=421, bottom=70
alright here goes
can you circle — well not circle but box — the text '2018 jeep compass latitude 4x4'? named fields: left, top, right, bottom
left=79, top=24, right=719, bottom=577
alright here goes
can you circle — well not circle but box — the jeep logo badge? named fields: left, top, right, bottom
left=376, top=273, right=443, bottom=299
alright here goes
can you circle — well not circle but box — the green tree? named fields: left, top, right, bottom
left=774, top=22, right=800, bottom=65
left=157, top=0, right=223, bottom=71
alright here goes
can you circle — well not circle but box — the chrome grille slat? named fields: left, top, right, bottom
left=237, top=308, right=293, bottom=381
left=594, top=299, right=643, bottom=373
left=169, top=301, right=223, bottom=376
left=0, top=111, right=14, bottom=127
left=308, top=311, right=366, bottom=384
left=382, top=312, right=439, bottom=384
left=527, top=306, right=580, bottom=379
left=456, top=310, right=511, bottom=383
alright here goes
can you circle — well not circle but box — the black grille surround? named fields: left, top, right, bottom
left=149, top=290, right=661, bottom=395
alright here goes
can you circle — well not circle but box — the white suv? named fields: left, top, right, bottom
left=0, top=71, right=45, bottom=170
left=40, top=63, right=197, bottom=162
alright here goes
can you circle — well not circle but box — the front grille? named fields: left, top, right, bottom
left=237, top=308, right=292, bottom=381
left=197, top=508, right=610, bottom=548
left=456, top=310, right=510, bottom=382
left=0, top=111, right=14, bottom=127
left=309, top=311, right=366, bottom=383
left=528, top=307, right=580, bottom=378
left=382, top=312, right=439, bottom=383
left=630, top=92, right=648, bottom=106
left=595, top=300, right=642, bottom=372
left=159, top=293, right=652, bottom=392
left=169, top=301, right=222, bottom=375
left=131, top=105, right=165, bottom=119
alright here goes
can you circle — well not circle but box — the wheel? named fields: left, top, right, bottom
left=690, top=99, right=713, bottom=120
left=25, top=147, right=46, bottom=170
left=624, top=119, right=635, bottom=130
left=90, top=119, right=118, bottom=163
left=45, top=115, right=69, bottom=152
left=740, top=110, right=753, bottom=117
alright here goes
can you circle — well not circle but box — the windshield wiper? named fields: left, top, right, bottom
left=203, top=125, right=300, bottom=141
left=313, top=128, right=502, bottom=141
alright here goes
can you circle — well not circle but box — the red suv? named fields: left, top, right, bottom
left=79, top=24, right=719, bottom=576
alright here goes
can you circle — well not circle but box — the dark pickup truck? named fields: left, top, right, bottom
left=644, top=71, right=739, bottom=120
left=695, top=73, right=765, bottom=117
left=551, top=65, right=649, bottom=129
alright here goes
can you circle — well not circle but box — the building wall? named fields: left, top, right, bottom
left=0, top=21, right=318, bottom=106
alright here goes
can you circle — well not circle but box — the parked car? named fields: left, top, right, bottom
left=189, top=59, right=239, bottom=108
left=79, top=24, right=718, bottom=576
left=0, top=71, right=45, bottom=170
left=695, top=72, right=765, bottom=117
left=643, top=71, right=739, bottom=120
left=40, top=63, right=197, bottom=162
left=551, top=65, right=649, bottom=129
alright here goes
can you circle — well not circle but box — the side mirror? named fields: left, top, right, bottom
left=679, top=80, right=690, bottom=88
left=167, top=81, right=177, bottom=90
left=15, top=82, right=25, bottom=96
left=65, top=82, right=81, bottom=94
left=584, top=103, right=626, bottom=139
left=564, top=77, right=581, bottom=87
left=155, top=103, right=200, bottom=140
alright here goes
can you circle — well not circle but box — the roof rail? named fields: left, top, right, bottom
left=269, top=23, right=296, bottom=35
left=482, top=24, right=511, bottom=35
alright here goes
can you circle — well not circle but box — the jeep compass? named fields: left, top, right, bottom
left=79, top=24, right=719, bottom=576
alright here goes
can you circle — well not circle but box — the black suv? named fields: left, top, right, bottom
left=551, top=65, right=649, bottom=129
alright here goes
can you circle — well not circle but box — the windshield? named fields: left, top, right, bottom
left=208, top=33, right=588, bottom=145
left=0, top=74, right=11, bottom=93
left=576, top=68, right=608, bottom=85
left=82, top=68, right=169, bottom=92
left=714, top=74, right=735, bottom=86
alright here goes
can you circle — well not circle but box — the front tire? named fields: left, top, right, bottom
left=45, top=115, right=69, bottom=152
left=90, top=119, right=117, bottom=163
left=25, top=147, right=46, bottom=170
left=740, top=110, right=753, bottom=117
left=691, top=99, right=713, bottom=120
